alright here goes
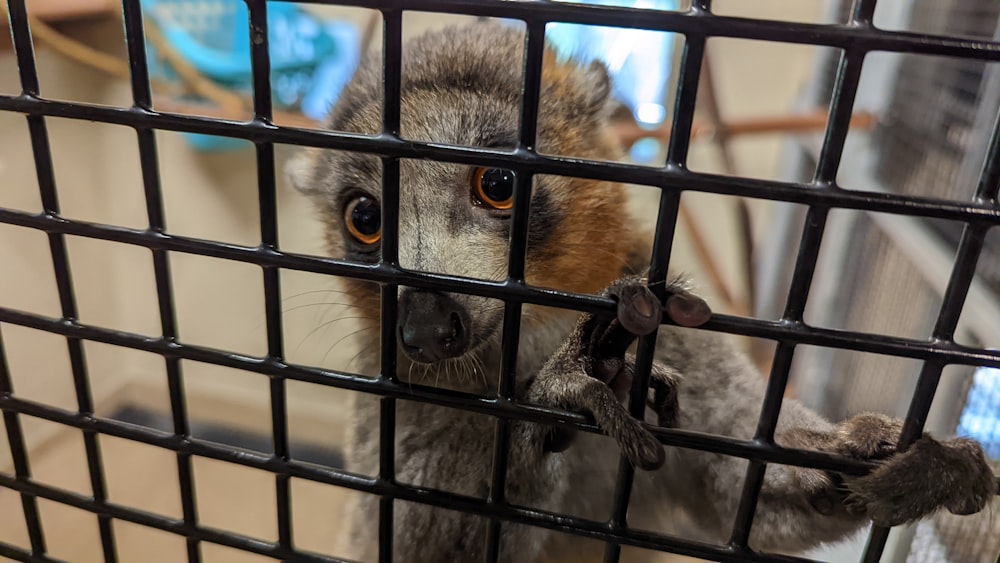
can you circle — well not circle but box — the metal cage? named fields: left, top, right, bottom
left=1, top=1, right=999, bottom=562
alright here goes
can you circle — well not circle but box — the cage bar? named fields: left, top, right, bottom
left=1, top=0, right=999, bottom=562
left=603, top=26, right=708, bottom=563
left=0, top=330, right=48, bottom=557
left=481, top=18, right=547, bottom=562
left=4, top=96, right=999, bottom=225
left=244, top=0, right=298, bottom=556
left=861, top=53, right=1000, bottom=563
left=728, top=0, right=874, bottom=547
left=118, top=0, right=204, bottom=559
left=5, top=0, right=118, bottom=560
left=376, top=8, right=403, bottom=563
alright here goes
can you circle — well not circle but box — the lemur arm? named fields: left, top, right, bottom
left=651, top=318, right=997, bottom=553
left=520, top=271, right=996, bottom=554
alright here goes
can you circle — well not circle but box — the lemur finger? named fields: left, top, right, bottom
left=606, top=359, right=633, bottom=403
left=535, top=374, right=663, bottom=469
left=613, top=283, right=663, bottom=336
left=603, top=354, right=682, bottom=426
left=584, top=282, right=661, bottom=383
left=665, top=292, right=712, bottom=328
left=604, top=273, right=711, bottom=328
left=584, top=315, right=636, bottom=368
left=834, top=413, right=901, bottom=460
left=572, top=377, right=664, bottom=470
left=616, top=419, right=665, bottom=471
left=630, top=354, right=681, bottom=428
left=649, top=366, right=680, bottom=428
left=594, top=339, right=677, bottom=405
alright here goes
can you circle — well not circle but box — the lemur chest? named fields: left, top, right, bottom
left=393, top=400, right=496, bottom=497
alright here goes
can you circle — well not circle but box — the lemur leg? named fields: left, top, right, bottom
left=783, top=413, right=997, bottom=528
left=725, top=411, right=1000, bottom=552
left=529, top=277, right=683, bottom=470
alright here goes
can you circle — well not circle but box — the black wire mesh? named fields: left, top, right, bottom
left=1, top=1, right=1000, bottom=562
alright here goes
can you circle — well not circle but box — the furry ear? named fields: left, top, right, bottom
left=582, top=60, right=613, bottom=117
left=540, top=50, right=615, bottom=122
left=285, top=147, right=322, bottom=195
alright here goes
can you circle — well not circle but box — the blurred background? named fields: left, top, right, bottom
left=0, top=0, right=998, bottom=561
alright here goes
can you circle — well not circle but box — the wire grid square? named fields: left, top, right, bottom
left=1, top=1, right=1000, bottom=562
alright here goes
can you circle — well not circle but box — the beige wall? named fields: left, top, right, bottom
left=0, top=16, right=359, bottom=464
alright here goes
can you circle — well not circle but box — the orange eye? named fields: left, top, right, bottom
left=344, top=196, right=381, bottom=245
left=471, top=167, right=516, bottom=210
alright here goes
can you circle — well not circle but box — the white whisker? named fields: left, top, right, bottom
left=321, top=325, right=378, bottom=365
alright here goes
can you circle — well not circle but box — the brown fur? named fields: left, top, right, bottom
left=527, top=176, right=632, bottom=295
left=527, top=51, right=635, bottom=295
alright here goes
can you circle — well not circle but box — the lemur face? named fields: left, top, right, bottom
left=289, top=23, right=636, bottom=380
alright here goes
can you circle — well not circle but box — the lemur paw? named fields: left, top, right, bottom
left=538, top=276, right=703, bottom=471
left=579, top=277, right=663, bottom=402
left=797, top=413, right=998, bottom=525
left=834, top=413, right=901, bottom=461
left=842, top=435, right=997, bottom=526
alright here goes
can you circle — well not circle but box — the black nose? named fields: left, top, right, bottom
left=398, top=291, right=470, bottom=363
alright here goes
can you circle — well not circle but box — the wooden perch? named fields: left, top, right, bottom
left=18, top=0, right=116, bottom=23
left=614, top=111, right=876, bottom=147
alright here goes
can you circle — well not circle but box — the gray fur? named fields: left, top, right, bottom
left=290, top=22, right=998, bottom=562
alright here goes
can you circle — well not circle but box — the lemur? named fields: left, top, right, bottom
left=288, top=22, right=997, bottom=562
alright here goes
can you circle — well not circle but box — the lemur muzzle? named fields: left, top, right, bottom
left=397, top=290, right=471, bottom=363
